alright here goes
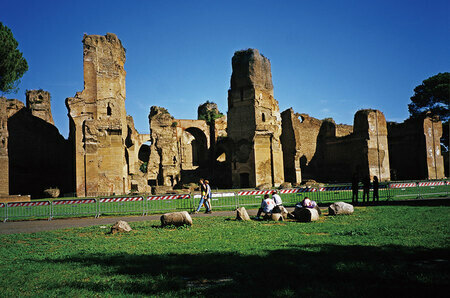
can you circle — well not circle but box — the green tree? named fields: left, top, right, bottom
left=408, top=72, right=449, bottom=121
left=198, top=101, right=224, bottom=123
left=0, top=22, right=28, bottom=94
left=408, top=72, right=449, bottom=176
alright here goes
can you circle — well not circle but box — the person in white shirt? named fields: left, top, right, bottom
left=272, top=190, right=283, bottom=213
left=255, top=194, right=275, bottom=220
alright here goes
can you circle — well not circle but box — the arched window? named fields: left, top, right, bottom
left=262, top=113, right=266, bottom=122
left=107, top=103, right=112, bottom=116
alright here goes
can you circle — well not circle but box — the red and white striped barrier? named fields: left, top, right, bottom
left=8, top=201, right=50, bottom=207
left=389, top=183, right=416, bottom=188
left=147, top=194, right=190, bottom=201
left=100, top=197, right=143, bottom=203
left=53, top=199, right=96, bottom=205
left=0, top=203, right=5, bottom=208
left=238, top=190, right=273, bottom=196
left=418, top=182, right=446, bottom=187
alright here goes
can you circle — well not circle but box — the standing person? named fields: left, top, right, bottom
left=373, top=176, right=379, bottom=202
left=362, top=176, right=370, bottom=203
left=255, top=194, right=275, bottom=220
left=351, top=172, right=359, bottom=204
left=194, top=179, right=211, bottom=214
left=204, top=179, right=212, bottom=213
left=271, top=190, right=283, bottom=213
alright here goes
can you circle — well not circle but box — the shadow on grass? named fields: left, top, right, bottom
left=39, top=244, right=449, bottom=297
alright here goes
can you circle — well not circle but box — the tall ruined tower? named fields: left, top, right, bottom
left=353, top=110, right=390, bottom=181
left=0, top=98, right=8, bottom=195
left=66, top=33, right=128, bottom=197
left=227, top=49, right=284, bottom=188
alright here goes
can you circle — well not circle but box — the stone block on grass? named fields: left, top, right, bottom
left=292, top=207, right=319, bottom=222
left=328, top=202, right=354, bottom=215
left=236, top=207, right=251, bottom=221
left=110, top=220, right=132, bottom=234
left=161, top=211, right=193, bottom=227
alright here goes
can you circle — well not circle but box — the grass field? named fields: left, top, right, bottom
left=1, top=205, right=449, bottom=297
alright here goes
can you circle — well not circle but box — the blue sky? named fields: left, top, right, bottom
left=2, top=0, right=449, bottom=137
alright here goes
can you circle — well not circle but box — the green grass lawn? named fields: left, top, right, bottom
left=1, top=205, right=449, bottom=297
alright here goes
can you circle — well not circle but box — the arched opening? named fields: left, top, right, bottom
left=262, top=113, right=266, bottom=122
left=107, top=103, right=112, bottom=116
left=138, top=141, right=151, bottom=173
left=185, top=127, right=208, bottom=167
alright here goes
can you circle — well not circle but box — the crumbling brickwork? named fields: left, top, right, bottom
left=0, top=98, right=8, bottom=195
left=26, top=90, right=54, bottom=125
left=227, top=49, right=284, bottom=188
left=280, top=108, right=302, bottom=184
left=388, top=116, right=444, bottom=180
left=282, top=109, right=390, bottom=183
left=66, top=33, right=129, bottom=197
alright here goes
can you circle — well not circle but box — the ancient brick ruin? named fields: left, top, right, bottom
left=388, top=115, right=445, bottom=180
left=227, top=49, right=284, bottom=188
left=0, top=32, right=446, bottom=199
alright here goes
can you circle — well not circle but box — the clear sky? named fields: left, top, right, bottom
left=2, top=0, right=449, bottom=138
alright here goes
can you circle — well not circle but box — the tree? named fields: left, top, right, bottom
left=0, top=22, right=28, bottom=94
left=408, top=72, right=449, bottom=121
left=408, top=72, right=450, bottom=176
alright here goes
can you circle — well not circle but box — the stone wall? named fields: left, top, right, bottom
left=280, top=108, right=302, bottom=184
left=66, top=33, right=129, bottom=197
left=3, top=96, right=73, bottom=198
left=227, top=49, right=284, bottom=188
left=26, top=90, right=54, bottom=125
left=0, top=98, right=8, bottom=195
left=282, top=109, right=390, bottom=183
left=388, top=116, right=444, bottom=180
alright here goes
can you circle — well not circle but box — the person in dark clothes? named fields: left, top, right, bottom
left=373, top=176, right=379, bottom=202
left=362, top=176, right=370, bottom=203
left=351, top=172, right=359, bottom=204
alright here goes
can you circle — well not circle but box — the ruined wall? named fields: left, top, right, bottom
left=26, top=90, right=54, bottom=125
left=227, top=49, right=284, bottom=188
left=388, top=116, right=444, bottom=180
left=280, top=108, right=302, bottom=184
left=0, top=98, right=8, bottom=195
left=287, top=110, right=389, bottom=183
left=4, top=96, right=73, bottom=198
left=148, top=106, right=181, bottom=188
left=66, top=33, right=129, bottom=197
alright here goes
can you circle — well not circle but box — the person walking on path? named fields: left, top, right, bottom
left=372, top=176, right=379, bottom=202
left=194, top=179, right=211, bottom=214
left=204, top=179, right=212, bottom=213
left=352, top=172, right=359, bottom=204
left=362, top=176, right=370, bottom=203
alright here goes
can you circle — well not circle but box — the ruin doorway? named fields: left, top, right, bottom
left=184, top=127, right=208, bottom=167
left=240, top=173, right=250, bottom=188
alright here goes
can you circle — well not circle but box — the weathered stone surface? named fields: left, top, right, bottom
left=161, top=211, right=193, bottom=227
left=110, top=220, right=132, bottom=234
left=0, top=97, right=8, bottom=196
left=228, top=49, right=284, bottom=188
left=270, top=213, right=284, bottom=221
left=236, top=207, right=251, bottom=221
left=26, top=90, right=54, bottom=125
left=66, top=33, right=130, bottom=197
left=388, top=115, right=445, bottom=180
left=43, top=188, right=60, bottom=198
left=328, top=202, right=354, bottom=215
left=279, top=182, right=292, bottom=189
left=293, top=207, right=320, bottom=222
